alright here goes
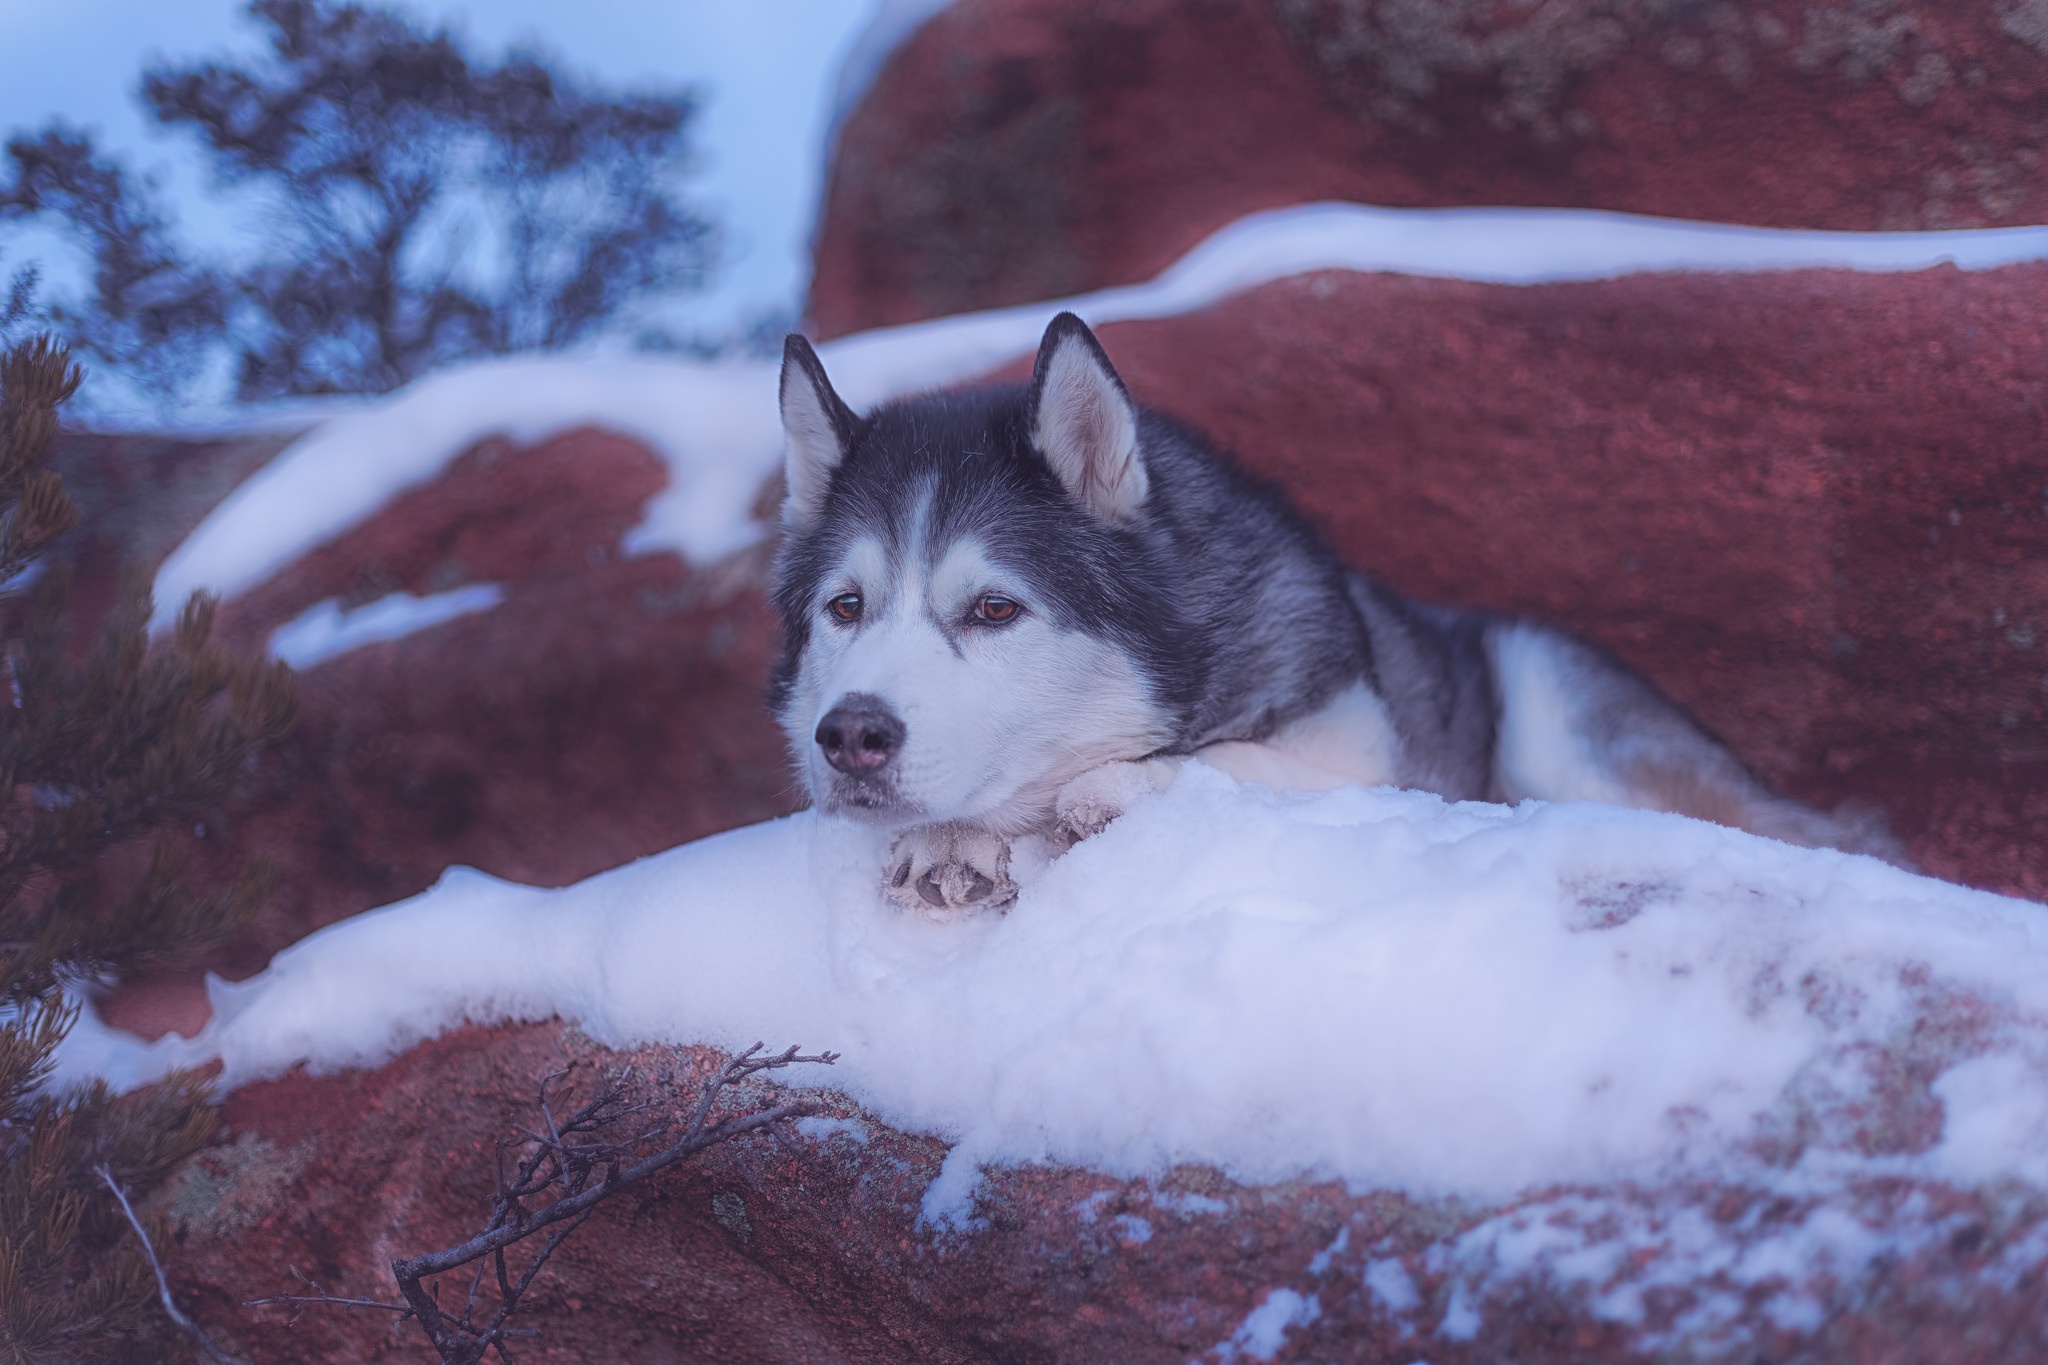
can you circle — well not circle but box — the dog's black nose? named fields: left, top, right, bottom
left=815, top=694, right=905, bottom=775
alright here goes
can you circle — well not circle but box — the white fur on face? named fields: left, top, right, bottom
left=784, top=533, right=1169, bottom=833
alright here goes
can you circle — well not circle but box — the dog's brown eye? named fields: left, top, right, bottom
left=828, top=592, right=862, bottom=622
left=976, top=595, right=1019, bottom=624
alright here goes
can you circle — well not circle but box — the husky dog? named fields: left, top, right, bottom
left=770, top=313, right=1896, bottom=913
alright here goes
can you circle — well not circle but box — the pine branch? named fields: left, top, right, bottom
left=0, top=333, right=292, bottom=1359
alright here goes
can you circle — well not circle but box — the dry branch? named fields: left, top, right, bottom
left=96, top=1164, right=242, bottom=1365
left=246, top=1041, right=837, bottom=1364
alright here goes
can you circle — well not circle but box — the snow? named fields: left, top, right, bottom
left=267, top=584, right=506, bottom=669
left=1308, top=1227, right=1350, bottom=1275
left=150, top=356, right=778, bottom=631
left=1406, top=1184, right=1972, bottom=1354
left=1152, top=1190, right=1228, bottom=1217
left=793, top=1114, right=870, bottom=1147
left=1111, top=1213, right=1154, bottom=1244
left=1217, top=1288, right=1323, bottom=1362
left=1364, top=1258, right=1422, bottom=1317
left=56, top=764, right=2048, bottom=1215
left=1927, top=1052, right=2048, bottom=1183
left=148, top=200, right=2048, bottom=630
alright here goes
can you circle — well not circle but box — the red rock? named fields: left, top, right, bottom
left=146, top=1024, right=2048, bottom=1363
left=55, top=424, right=796, bottom=1040
left=811, top=0, right=2048, bottom=336
left=195, top=426, right=798, bottom=978
left=985, top=265, right=2047, bottom=900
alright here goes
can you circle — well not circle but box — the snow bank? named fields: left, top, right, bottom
left=150, top=356, right=778, bottom=631
left=57, top=765, right=2048, bottom=1207
left=148, top=201, right=2048, bottom=631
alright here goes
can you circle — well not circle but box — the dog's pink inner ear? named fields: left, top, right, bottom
left=1031, top=329, right=1149, bottom=522
left=780, top=337, right=853, bottom=529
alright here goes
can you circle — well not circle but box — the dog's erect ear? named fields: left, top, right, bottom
left=1027, top=313, right=1148, bottom=521
left=780, top=334, right=858, bottom=528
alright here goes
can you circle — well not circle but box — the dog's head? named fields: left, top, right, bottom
left=768, top=314, right=1175, bottom=833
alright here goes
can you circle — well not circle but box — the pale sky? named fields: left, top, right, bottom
left=0, top=0, right=875, bottom=336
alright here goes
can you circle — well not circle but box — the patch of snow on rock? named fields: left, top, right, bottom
left=1218, top=1287, right=1323, bottom=1361
left=1423, top=1184, right=1970, bottom=1356
left=268, top=584, right=507, bottom=669
left=1364, top=1256, right=1422, bottom=1318
left=1308, top=1227, right=1350, bottom=1275
left=794, top=1114, right=870, bottom=1145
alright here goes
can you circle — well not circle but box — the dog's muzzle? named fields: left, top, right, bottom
left=814, top=693, right=905, bottom=776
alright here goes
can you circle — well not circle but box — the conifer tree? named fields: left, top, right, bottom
left=2, top=0, right=717, bottom=409
left=0, top=336, right=294, bottom=1361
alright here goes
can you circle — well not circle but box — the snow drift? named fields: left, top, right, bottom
left=62, top=764, right=2048, bottom=1215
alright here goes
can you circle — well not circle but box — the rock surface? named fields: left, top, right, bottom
left=198, top=427, right=795, bottom=980
left=1066, top=264, right=2048, bottom=903
left=152, top=1024, right=2048, bottom=1363
left=811, top=0, right=2048, bottom=335
left=60, top=424, right=796, bottom=1040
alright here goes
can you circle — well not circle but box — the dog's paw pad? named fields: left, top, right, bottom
left=884, top=826, right=1015, bottom=916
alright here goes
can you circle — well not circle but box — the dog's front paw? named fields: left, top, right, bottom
left=1052, top=757, right=1182, bottom=852
left=884, top=824, right=1016, bottom=915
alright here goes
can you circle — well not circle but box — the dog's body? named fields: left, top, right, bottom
left=771, top=314, right=1895, bottom=912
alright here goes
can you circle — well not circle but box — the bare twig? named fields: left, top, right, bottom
left=247, top=1041, right=836, bottom=1365
left=244, top=1265, right=412, bottom=1321
left=95, top=1163, right=242, bottom=1365
left=242, top=1292, right=413, bottom=1316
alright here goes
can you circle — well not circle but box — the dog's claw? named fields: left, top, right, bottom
left=886, top=824, right=1015, bottom=916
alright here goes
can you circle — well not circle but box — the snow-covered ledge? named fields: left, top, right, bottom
left=147, top=201, right=2048, bottom=632
left=59, top=766, right=2048, bottom=1224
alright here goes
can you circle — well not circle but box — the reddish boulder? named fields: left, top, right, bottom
left=77, top=262, right=2048, bottom=1356
left=50, top=426, right=300, bottom=626
left=51, top=248, right=2048, bottom=1365
left=945, top=264, right=2046, bottom=901
left=149, top=1024, right=2048, bottom=1363
left=812, top=0, right=2048, bottom=335
left=60, top=425, right=795, bottom=1037
left=194, top=427, right=797, bottom=978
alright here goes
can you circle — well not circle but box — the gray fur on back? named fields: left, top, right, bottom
left=1344, top=576, right=1498, bottom=800
left=1122, top=411, right=1372, bottom=747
